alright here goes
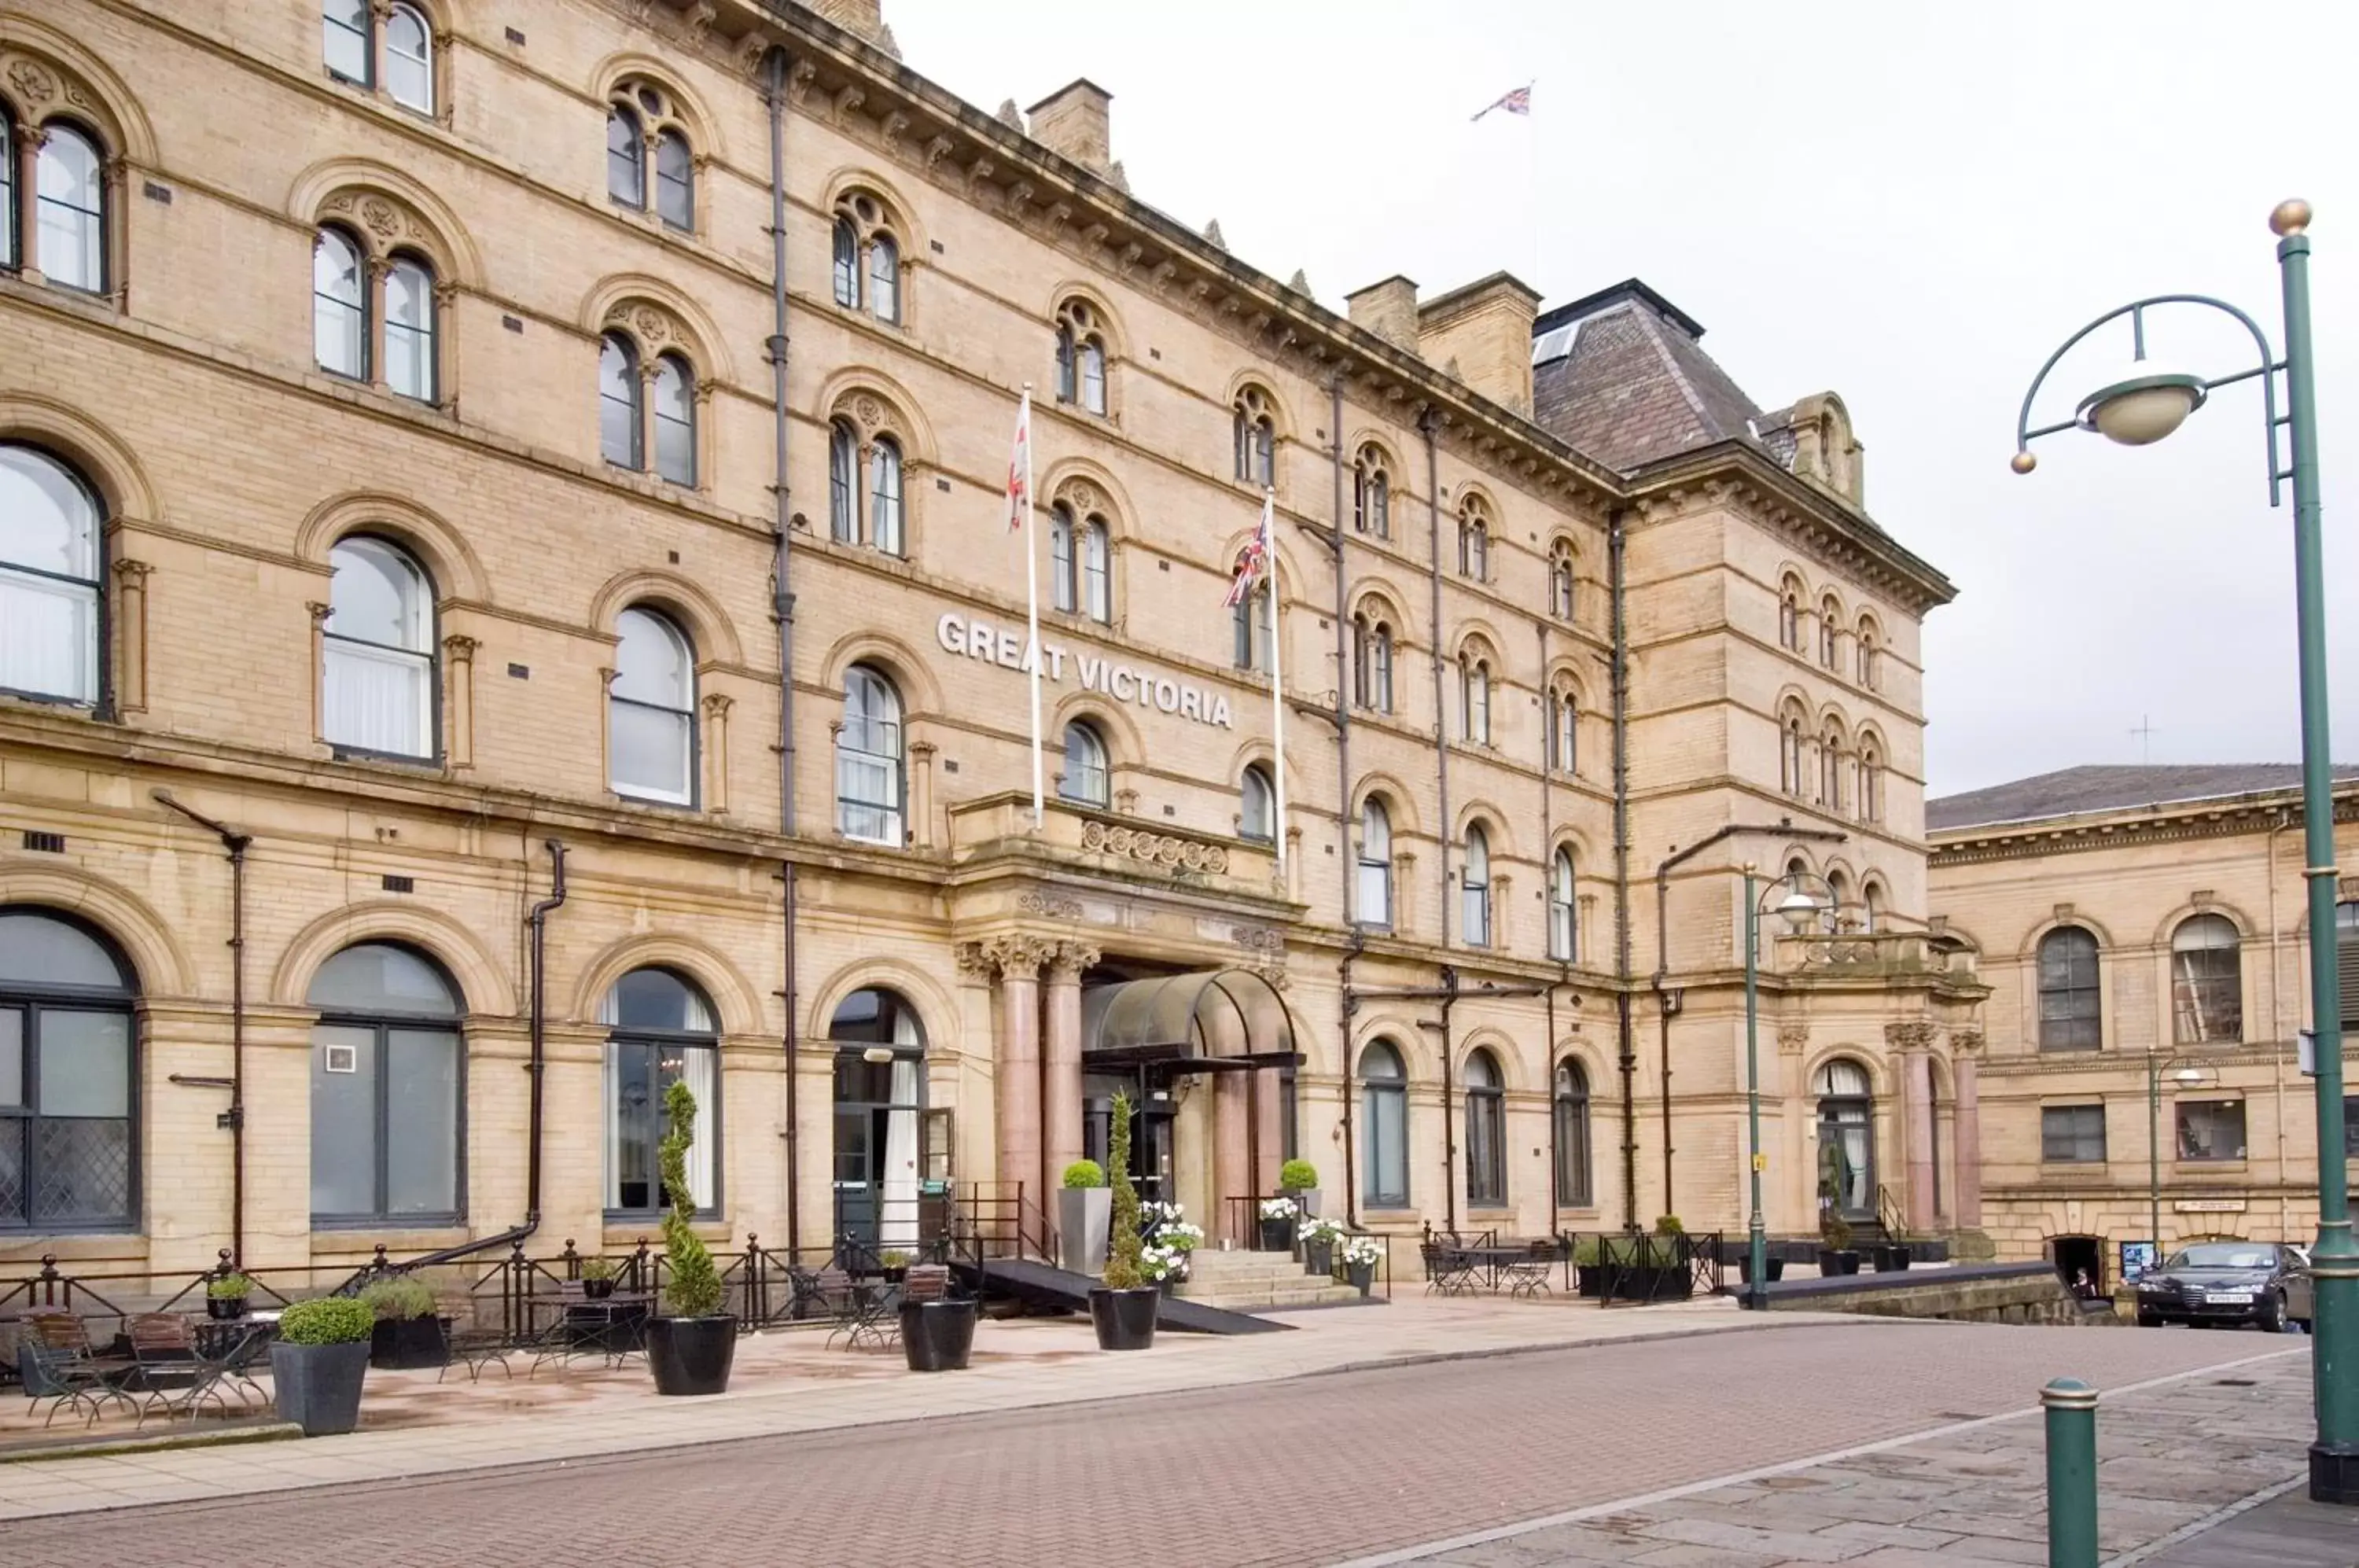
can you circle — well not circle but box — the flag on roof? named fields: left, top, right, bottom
left=1471, top=83, right=1532, bottom=122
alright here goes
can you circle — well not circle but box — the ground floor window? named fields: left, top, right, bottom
left=2040, top=1104, right=2106, bottom=1164
left=1463, top=1048, right=1505, bottom=1207
left=1554, top=1060, right=1592, bottom=1207
left=1813, top=1059, right=1873, bottom=1216
left=2175, top=1099, right=2245, bottom=1162
left=0, top=909, right=136, bottom=1231
left=602, top=968, right=718, bottom=1214
left=1360, top=1040, right=1408, bottom=1207
left=829, top=986, right=926, bottom=1250
left=307, top=942, right=462, bottom=1224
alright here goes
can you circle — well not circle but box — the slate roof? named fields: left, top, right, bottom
left=1531, top=279, right=1786, bottom=475
left=1927, top=764, right=2359, bottom=834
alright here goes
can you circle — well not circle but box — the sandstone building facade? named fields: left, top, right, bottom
left=1928, top=766, right=2359, bottom=1286
left=0, top=0, right=1972, bottom=1281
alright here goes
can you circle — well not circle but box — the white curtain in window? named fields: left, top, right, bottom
left=868, top=235, right=900, bottom=322
left=324, top=637, right=430, bottom=755
left=881, top=1055, right=920, bottom=1249
left=1084, top=521, right=1110, bottom=620
left=0, top=574, right=97, bottom=703
left=869, top=440, right=903, bottom=554
left=385, top=3, right=432, bottom=110
left=682, top=1044, right=716, bottom=1207
left=384, top=257, right=435, bottom=402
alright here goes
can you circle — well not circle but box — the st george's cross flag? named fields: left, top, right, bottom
left=1471, top=83, right=1532, bottom=122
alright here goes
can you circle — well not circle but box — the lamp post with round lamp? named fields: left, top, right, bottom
left=2145, top=1054, right=2221, bottom=1281
left=1743, top=865, right=1835, bottom=1309
left=2011, top=201, right=2351, bottom=1504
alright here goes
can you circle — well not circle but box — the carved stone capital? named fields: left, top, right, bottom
left=1776, top=1022, right=1811, bottom=1055
left=701, top=692, right=734, bottom=721
left=1047, top=940, right=1100, bottom=980
left=1949, top=1028, right=1984, bottom=1056
left=961, top=933, right=1058, bottom=982
left=1883, top=1020, right=1938, bottom=1051
left=440, top=634, right=479, bottom=660
left=307, top=601, right=333, bottom=626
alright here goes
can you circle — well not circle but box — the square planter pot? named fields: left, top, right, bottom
left=1816, top=1249, right=1861, bottom=1276
left=646, top=1314, right=738, bottom=1395
left=271, top=1340, right=370, bottom=1436
left=1737, top=1254, right=1787, bottom=1284
left=900, top=1298, right=977, bottom=1372
left=1087, top=1285, right=1159, bottom=1351
left=1257, top=1216, right=1297, bottom=1253
left=1345, top=1261, right=1375, bottom=1297
left=1057, top=1187, right=1112, bottom=1274
left=206, top=1296, right=248, bottom=1322
left=1302, top=1239, right=1334, bottom=1276
left=369, top=1316, right=447, bottom=1371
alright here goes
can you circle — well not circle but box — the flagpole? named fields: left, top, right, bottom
left=1021, top=385, right=1043, bottom=829
left=1263, top=487, right=1286, bottom=879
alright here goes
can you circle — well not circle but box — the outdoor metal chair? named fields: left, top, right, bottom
left=21, top=1312, right=137, bottom=1428
left=1503, top=1241, right=1557, bottom=1299
left=127, top=1312, right=236, bottom=1427
left=901, top=1264, right=950, bottom=1305
left=435, top=1290, right=513, bottom=1383
left=819, top=1268, right=896, bottom=1350
left=1419, top=1243, right=1479, bottom=1297
left=785, top=1264, right=831, bottom=1323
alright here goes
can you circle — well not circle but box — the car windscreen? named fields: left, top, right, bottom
left=2166, top=1245, right=2273, bottom=1269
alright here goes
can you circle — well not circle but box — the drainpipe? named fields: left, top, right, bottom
left=1539, top=618, right=1560, bottom=1237
left=765, top=46, right=804, bottom=1253
left=1420, top=407, right=1450, bottom=948
left=1438, top=965, right=1459, bottom=1234
left=525, top=839, right=567, bottom=1226
left=151, top=791, right=248, bottom=1267
left=1340, top=937, right=1362, bottom=1228
left=1330, top=374, right=1360, bottom=1228
left=1609, top=511, right=1635, bottom=1231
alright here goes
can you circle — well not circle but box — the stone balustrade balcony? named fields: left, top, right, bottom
left=947, top=791, right=1280, bottom=895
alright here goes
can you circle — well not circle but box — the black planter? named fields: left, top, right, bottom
left=1345, top=1261, right=1375, bottom=1297
left=1303, top=1239, right=1334, bottom=1276
left=1257, top=1216, right=1296, bottom=1253
left=1577, top=1264, right=1606, bottom=1298
left=1087, top=1286, right=1159, bottom=1351
left=646, top=1314, right=738, bottom=1395
left=1157, top=1275, right=1177, bottom=1298
left=1610, top=1264, right=1695, bottom=1302
left=900, top=1298, right=977, bottom=1372
left=206, top=1295, right=248, bottom=1322
left=1737, top=1255, right=1786, bottom=1284
left=1816, top=1249, right=1861, bottom=1276
left=270, top=1340, right=370, bottom=1436
left=581, top=1276, right=616, bottom=1301
left=1873, top=1245, right=1912, bottom=1272
left=369, top=1316, right=447, bottom=1371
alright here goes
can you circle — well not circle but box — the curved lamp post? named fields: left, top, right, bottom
left=2145, top=1055, right=2221, bottom=1278
left=1743, top=866, right=1834, bottom=1309
left=2011, top=200, right=2352, bottom=1504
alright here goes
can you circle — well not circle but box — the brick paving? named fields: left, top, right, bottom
left=0, top=1321, right=2307, bottom=1567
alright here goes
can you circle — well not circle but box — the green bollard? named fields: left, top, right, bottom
left=2043, top=1377, right=2099, bottom=1568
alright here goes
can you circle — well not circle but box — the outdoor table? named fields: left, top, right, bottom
left=528, top=1291, right=653, bottom=1373
left=190, top=1312, right=279, bottom=1407
left=1451, top=1246, right=1560, bottom=1293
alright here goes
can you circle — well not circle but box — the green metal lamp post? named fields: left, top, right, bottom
left=1743, top=866, right=1835, bottom=1309
left=2144, top=1053, right=2218, bottom=1276
left=2011, top=199, right=2353, bottom=1504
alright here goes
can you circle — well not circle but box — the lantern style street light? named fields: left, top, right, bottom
left=2144, top=1055, right=2221, bottom=1279
left=1743, top=865, right=1834, bottom=1309
left=2011, top=200, right=2352, bottom=1504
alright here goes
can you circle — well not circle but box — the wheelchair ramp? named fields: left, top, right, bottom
left=955, top=1257, right=1290, bottom=1334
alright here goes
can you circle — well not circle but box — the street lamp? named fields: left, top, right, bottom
left=2145, top=1055, right=2220, bottom=1279
left=2011, top=199, right=2352, bottom=1504
left=1743, top=865, right=1835, bottom=1309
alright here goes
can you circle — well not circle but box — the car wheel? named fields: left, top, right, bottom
left=2261, top=1292, right=2287, bottom=1334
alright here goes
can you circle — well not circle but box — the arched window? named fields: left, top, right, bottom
left=652, top=353, right=696, bottom=486
left=1819, top=596, right=1841, bottom=668
left=834, top=188, right=905, bottom=322
left=836, top=663, right=904, bottom=845
left=2037, top=926, right=2102, bottom=1051
left=1820, top=727, right=1844, bottom=812
left=1360, top=1040, right=1408, bottom=1207
left=602, top=967, right=718, bottom=1215
left=654, top=128, right=694, bottom=230
left=868, top=234, right=900, bottom=323
left=1461, top=824, right=1492, bottom=948
left=385, top=3, right=434, bottom=112
left=1352, top=613, right=1393, bottom=712
left=1083, top=517, right=1110, bottom=622
left=0, top=444, right=104, bottom=706
left=1464, top=1048, right=1506, bottom=1207
left=1827, top=868, right=1853, bottom=932
left=1, top=116, right=13, bottom=269
left=1549, top=543, right=1576, bottom=620
left=1457, top=510, right=1489, bottom=580
left=323, top=536, right=435, bottom=759
left=1233, top=388, right=1275, bottom=486
left=1050, top=506, right=1110, bottom=621
left=0, top=908, right=135, bottom=1230
left=1353, top=445, right=1390, bottom=539
left=1050, top=504, right=1076, bottom=613
left=599, top=333, right=642, bottom=469
left=831, top=216, right=859, bottom=308
left=313, top=228, right=368, bottom=380
left=1549, top=848, right=1577, bottom=960
left=1056, top=301, right=1108, bottom=414
left=1460, top=653, right=1491, bottom=744
left=1814, top=1059, right=1873, bottom=1216
left=1061, top=720, right=1109, bottom=808
left=1778, top=579, right=1803, bottom=652
left=323, top=0, right=372, bottom=83
left=1861, top=881, right=1886, bottom=934
left=2171, top=915, right=2243, bottom=1045
left=1857, top=617, right=1881, bottom=687
left=307, top=941, right=462, bottom=1224
left=868, top=436, right=904, bottom=555
left=384, top=255, right=436, bottom=403
left=828, top=421, right=858, bottom=542
left=1356, top=799, right=1392, bottom=928
left=1232, top=580, right=1272, bottom=672
left=1554, top=1059, right=1592, bottom=1207
left=1860, top=742, right=1883, bottom=823
left=1239, top=763, right=1275, bottom=842
left=610, top=607, right=695, bottom=805
left=830, top=987, right=927, bottom=1249
left=605, top=105, right=646, bottom=208
left=1548, top=684, right=1578, bottom=772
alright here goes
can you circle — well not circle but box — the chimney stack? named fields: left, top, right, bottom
left=1416, top=272, right=1541, bottom=414
left=1345, top=275, right=1420, bottom=353
left=1025, top=79, right=1114, bottom=176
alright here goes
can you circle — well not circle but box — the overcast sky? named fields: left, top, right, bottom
left=887, top=0, right=2359, bottom=795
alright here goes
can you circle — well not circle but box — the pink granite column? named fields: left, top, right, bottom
left=1042, top=941, right=1098, bottom=1198
left=1951, top=1032, right=1984, bottom=1229
left=1904, top=1049, right=1937, bottom=1232
left=1255, top=1069, right=1286, bottom=1198
left=1208, top=1003, right=1253, bottom=1245
left=992, top=938, right=1047, bottom=1217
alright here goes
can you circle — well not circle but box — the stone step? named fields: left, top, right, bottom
left=1181, top=1283, right=1366, bottom=1310
left=1179, top=1266, right=1334, bottom=1289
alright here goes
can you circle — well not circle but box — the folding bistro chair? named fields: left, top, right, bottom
left=127, top=1312, right=235, bottom=1427
left=1503, top=1240, right=1557, bottom=1299
left=21, top=1312, right=137, bottom=1429
left=436, top=1290, right=513, bottom=1383
left=1419, top=1243, right=1478, bottom=1297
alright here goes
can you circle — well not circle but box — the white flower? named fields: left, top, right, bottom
left=1260, top=1197, right=1300, bottom=1220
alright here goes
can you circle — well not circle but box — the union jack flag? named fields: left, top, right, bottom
left=1224, top=491, right=1274, bottom=607
left=1006, top=391, right=1031, bottom=532
left=1471, top=83, right=1532, bottom=122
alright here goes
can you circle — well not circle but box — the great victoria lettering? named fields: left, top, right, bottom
left=936, top=613, right=1235, bottom=729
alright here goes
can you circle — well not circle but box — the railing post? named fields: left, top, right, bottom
left=2043, top=1377, right=2099, bottom=1568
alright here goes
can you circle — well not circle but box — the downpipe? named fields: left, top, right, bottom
left=525, top=839, right=568, bottom=1228
left=152, top=790, right=249, bottom=1267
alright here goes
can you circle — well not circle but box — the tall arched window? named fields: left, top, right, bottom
left=1820, top=727, right=1845, bottom=812
left=1549, top=684, right=1578, bottom=772
left=605, top=105, right=646, bottom=208
left=834, top=189, right=905, bottom=323
left=2338, top=901, right=2359, bottom=1037
left=1814, top=1059, right=1873, bottom=1216
left=1457, top=510, right=1489, bottom=580
left=2171, top=915, right=2244, bottom=1044
left=1233, top=388, right=1275, bottom=486
left=1549, top=848, right=1577, bottom=960
left=308, top=941, right=462, bottom=1224
left=0, top=444, right=104, bottom=707
left=323, top=0, right=372, bottom=83
left=1827, top=868, right=1853, bottom=932
left=1554, top=1059, right=1592, bottom=1207
left=652, top=353, right=696, bottom=486
left=1056, top=301, right=1108, bottom=414
left=1859, top=741, right=1883, bottom=823
left=1461, top=824, right=1492, bottom=948
left=1353, top=613, right=1393, bottom=712
left=1060, top=720, right=1109, bottom=807
left=323, top=536, right=435, bottom=759
left=654, top=128, right=694, bottom=230
left=602, top=968, right=718, bottom=1215
left=1857, top=617, right=1881, bottom=688
left=828, top=421, right=858, bottom=542
left=1549, top=543, right=1576, bottom=620
left=1464, top=1048, right=1506, bottom=1207
left=599, top=333, right=642, bottom=469
left=1819, top=596, right=1841, bottom=668
left=832, top=217, right=859, bottom=308
left=868, top=436, right=904, bottom=555
left=1779, top=580, right=1803, bottom=652
left=868, top=233, right=900, bottom=323
left=1460, top=653, right=1491, bottom=743
left=1239, top=763, right=1275, bottom=842
left=610, top=607, right=696, bottom=805
left=1050, top=504, right=1076, bottom=613
left=1356, top=799, right=1393, bottom=928
left=384, top=255, right=436, bottom=403
left=1360, top=1040, right=1408, bottom=1207
left=836, top=663, right=904, bottom=844
left=1233, top=580, right=1272, bottom=672
left=0, top=909, right=135, bottom=1230
left=2037, top=926, right=2102, bottom=1051
left=385, top=3, right=434, bottom=113
left=313, top=227, right=368, bottom=380
left=1, top=116, right=13, bottom=269
left=1353, top=445, right=1390, bottom=538
left=1861, top=881, right=1886, bottom=934
left=1083, top=518, right=1110, bottom=621
left=829, top=986, right=927, bottom=1248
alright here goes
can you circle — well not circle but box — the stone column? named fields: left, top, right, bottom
left=699, top=692, right=731, bottom=812
left=907, top=740, right=937, bottom=848
left=114, top=560, right=151, bottom=714
left=1041, top=940, right=1098, bottom=1196
left=988, top=937, right=1050, bottom=1215
left=443, top=634, right=478, bottom=768
left=1890, top=1022, right=1938, bottom=1232
left=1950, top=1029, right=1984, bottom=1230
left=1207, top=999, right=1253, bottom=1245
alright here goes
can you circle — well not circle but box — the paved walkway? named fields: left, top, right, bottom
left=2132, top=1481, right=2357, bottom=1566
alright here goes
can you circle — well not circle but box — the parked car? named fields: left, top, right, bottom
left=2134, top=1242, right=2308, bottom=1331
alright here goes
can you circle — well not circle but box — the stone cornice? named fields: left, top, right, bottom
left=1930, top=785, right=2359, bottom=867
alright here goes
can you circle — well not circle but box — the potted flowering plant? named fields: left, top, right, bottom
left=1297, top=1216, right=1345, bottom=1277
left=357, top=1275, right=447, bottom=1370
left=1257, top=1195, right=1300, bottom=1253
left=578, top=1255, right=619, bottom=1301
left=1339, top=1234, right=1382, bottom=1297
left=1140, top=1202, right=1203, bottom=1295
left=1088, top=1091, right=1159, bottom=1350
left=205, top=1272, right=253, bottom=1322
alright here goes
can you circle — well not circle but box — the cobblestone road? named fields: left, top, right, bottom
left=0, top=1323, right=2305, bottom=1568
